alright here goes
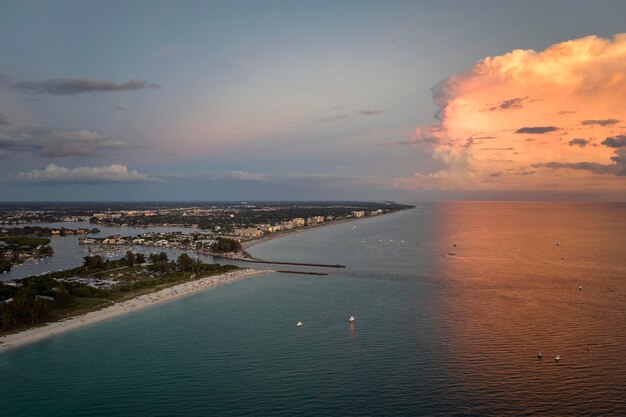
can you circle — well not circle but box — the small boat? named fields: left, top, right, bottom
left=578, top=286, right=583, bottom=291
left=556, top=242, right=561, bottom=246
left=538, top=352, right=542, bottom=359
left=555, top=355, right=561, bottom=362
left=296, top=321, right=303, bottom=327
left=348, top=316, right=355, bottom=323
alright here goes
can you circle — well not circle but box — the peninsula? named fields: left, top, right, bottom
left=0, top=251, right=270, bottom=351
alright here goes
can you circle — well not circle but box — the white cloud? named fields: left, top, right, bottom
left=17, top=164, right=150, bottom=183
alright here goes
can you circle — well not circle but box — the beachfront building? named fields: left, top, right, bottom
left=306, top=215, right=325, bottom=226
left=234, top=227, right=263, bottom=238
left=259, top=224, right=282, bottom=233
left=351, top=210, right=366, bottom=218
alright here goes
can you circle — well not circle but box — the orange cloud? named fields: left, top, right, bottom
left=398, top=33, right=626, bottom=193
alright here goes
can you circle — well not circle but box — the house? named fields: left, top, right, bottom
left=234, top=228, right=263, bottom=238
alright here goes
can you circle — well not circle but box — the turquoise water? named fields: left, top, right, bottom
left=1, top=203, right=625, bottom=415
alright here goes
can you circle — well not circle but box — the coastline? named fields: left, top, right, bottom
left=0, top=207, right=413, bottom=353
left=0, top=268, right=270, bottom=353
left=240, top=208, right=412, bottom=252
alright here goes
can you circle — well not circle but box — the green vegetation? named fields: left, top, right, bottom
left=0, top=252, right=238, bottom=334
left=0, top=236, right=50, bottom=248
left=81, top=201, right=412, bottom=229
left=210, top=237, right=242, bottom=253
left=0, top=236, right=54, bottom=271
left=0, top=226, right=100, bottom=237
left=0, top=260, right=11, bottom=273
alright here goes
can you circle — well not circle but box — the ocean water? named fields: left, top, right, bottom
left=1, top=222, right=199, bottom=281
left=1, top=202, right=625, bottom=416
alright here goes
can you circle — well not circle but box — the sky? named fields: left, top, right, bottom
left=1, top=0, right=626, bottom=201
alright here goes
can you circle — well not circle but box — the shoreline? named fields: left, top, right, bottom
left=207, top=211, right=405, bottom=265
left=0, top=268, right=270, bottom=353
left=240, top=208, right=412, bottom=252
left=0, top=207, right=413, bottom=352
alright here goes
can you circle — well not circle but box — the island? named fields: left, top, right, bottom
left=0, top=226, right=100, bottom=272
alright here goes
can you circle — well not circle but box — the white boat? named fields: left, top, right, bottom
left=296, top=321, right=303, bottom=327
left=538, top=352, right=542, bottom=359
left=555, top=355, right=561, bottom=362
left=348, top=316, right=355, bottom=323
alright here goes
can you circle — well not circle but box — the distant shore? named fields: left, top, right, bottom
left=0, top=268, right=270, bottom=353
left=240, top=208, right=411, bottom=253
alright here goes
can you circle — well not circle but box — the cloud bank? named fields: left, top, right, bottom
left=397, top=33, right=626, bottom=193
left=601, top=135, right=626, bottom=148
left=0, top=127, right=126, bottom=157
left=319, top=114, right=348, bottom=123
left=17, top=164, right=150, bottom=183
left=514, top=126, right=559, bottom=134
left=8, top=78, right=160, bottom=95
left=161, top=171, right=391, bottom=189
left=359, top=110, right=384, bottom=116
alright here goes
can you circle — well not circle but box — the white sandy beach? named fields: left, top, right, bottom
left=0, top=268, right=270, bottom=353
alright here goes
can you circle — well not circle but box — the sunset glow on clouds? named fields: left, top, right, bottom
left=397, top=33, right=626, bottom=193
left=3, top=2, right=626, bottom=201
